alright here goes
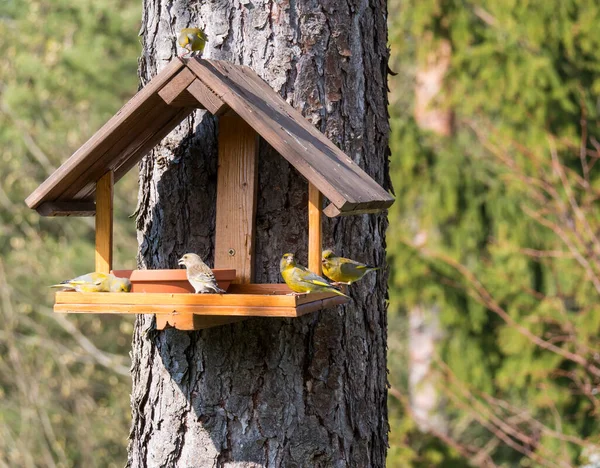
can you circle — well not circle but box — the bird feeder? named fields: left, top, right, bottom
left=25, top=58, right=394, bottom=330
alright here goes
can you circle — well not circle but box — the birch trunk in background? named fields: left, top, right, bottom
left=410, top=39, right=452, bottom=432
left=414, top=39, right=452, bottom=136
left=127, top=1, right=392, bottom=466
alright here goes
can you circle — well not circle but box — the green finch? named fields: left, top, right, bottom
left=177, top=27, right=207, bottom=56
left=51, top=272, right=132, bottom=292
left=178, top=253, right=225, bottom=294
left=280, top=253, right=348, bottom=297
left=321, top=250, right=379, bottom=285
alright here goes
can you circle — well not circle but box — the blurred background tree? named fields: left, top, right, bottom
left=0, top=0, right=140, bottom=465
left=387, top=0, right=600, bottom=466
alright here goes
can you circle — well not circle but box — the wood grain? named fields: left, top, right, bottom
left=155, top=314, right=247, bottom=330
left=95, top=171, right=113, bottom=274
left=185, top=58, right=394, bottom=216
left=61, top=98, right=181, bottom=200
left=308, top=183, right=323, bottom=275
left=55, top=303, right=301, bottom=317
left=214, top=115, right=259, bottom=284
left=54, top=288, right=344, bottom=307
left=25, top=59, right=184, bottom=210
left=36, top=201, right=96, bottom=217
left=186, top=79, right=229, bottom=116
left=158, top=68, right=196, bottom=105
left=27, top=58, right=392, bottom=218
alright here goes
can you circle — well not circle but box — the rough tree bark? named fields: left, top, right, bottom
left=128, top=1, right=391, bottom=466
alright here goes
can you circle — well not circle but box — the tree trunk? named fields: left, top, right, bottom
left=128, top=1, right=391, bottom=466
left=408, top=40, right=452, bottom=434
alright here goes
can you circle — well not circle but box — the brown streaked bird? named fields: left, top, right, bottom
left=178, top=253, right=225, bottom=294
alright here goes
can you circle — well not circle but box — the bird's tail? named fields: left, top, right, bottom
left=328, top=286, right=349, bottom=298
left=210, top=284, right=226, bottom=294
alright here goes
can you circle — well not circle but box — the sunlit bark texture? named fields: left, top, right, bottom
left=128, top=1, right=391, bottom=466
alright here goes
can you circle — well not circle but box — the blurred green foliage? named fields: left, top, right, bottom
left=387, top=0, right=600, bottom=466
left=4, top=0, right=600, bottom=466
left=0, top=0, right=140, bottom=465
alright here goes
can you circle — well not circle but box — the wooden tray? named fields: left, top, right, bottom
left=54, top=284, right=348, bottom=330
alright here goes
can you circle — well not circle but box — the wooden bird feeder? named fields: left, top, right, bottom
left=26, top=58, right=394, bottom=330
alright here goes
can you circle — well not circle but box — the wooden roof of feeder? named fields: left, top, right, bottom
left=25, top=57, right=393, bottom=218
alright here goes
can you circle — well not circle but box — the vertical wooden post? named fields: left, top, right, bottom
left=95, top=171, right=114, bottom=274
left=214, top=115, right=259, bottom=284
left=308, top=183, right=323, bottom=276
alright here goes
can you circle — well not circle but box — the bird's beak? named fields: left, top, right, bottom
left=177, top=258, right=185, bottom=266
left=321, top=258, right=327, bottom=264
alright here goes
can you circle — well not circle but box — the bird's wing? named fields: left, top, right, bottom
left=177, top=31, right=189, bottom=47
left=69, top=272, right=107, bottom=285
left=187, top=264, right=216, bottom=282
left=296, top=269, right=332, bottom=287
left=339, top=259, right=378, bottom=274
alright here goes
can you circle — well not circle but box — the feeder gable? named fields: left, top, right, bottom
left=25, top=57, right=393, bottom=218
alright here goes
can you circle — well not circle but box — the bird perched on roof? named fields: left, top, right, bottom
left=177, top=27, right=207, bottom=57
left=280, top=253, right=348, bottom=297
left=178, top=253, right=225, bottom=294
left=50, top=272, right=132, bottom=292
left=321, top=250, right=379, bottom=285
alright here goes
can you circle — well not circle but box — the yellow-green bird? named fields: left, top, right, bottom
left=178, top=27, right=207, bottom=56
left=50, top=272, right=132, bottom=293
left=280, top=253, right=348, bottom=297
left=321, top=250, right=379, bottom=285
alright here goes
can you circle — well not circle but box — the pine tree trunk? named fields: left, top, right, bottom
left=127, top=1, right=391, bottom=466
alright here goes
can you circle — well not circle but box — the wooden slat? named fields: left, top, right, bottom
left=186, top=79, right=230, bottom=116
left=185, top=58, right=394, bottom=216
left=226, top=284, right=291, bottom=294
left=110, top=107, right=195, bottom=190
left=322, top=203, right=391, bottom=217
left=214, top=115, right=259, bottom=284
left=55, top=303, right=301, bottom=317
left=76, top=106, right=195, bottom=200
left=25, top=59, right=185, bottom=209
left=56, top=291, right=293, bottom=307
left=158, top=68, right=196, bottom=105
left=61, top=97, right=180, bottom=200
left=36, top=201, right=96, bottom=217
left=95, top=171, right=113, bottom=274
left=54, top=288, right=345, bottom=307
left=308, top=183, right=322, bottom=275
left=155, top=314, right=247, bottom=330
left=70, top=106, right=194, bottom=200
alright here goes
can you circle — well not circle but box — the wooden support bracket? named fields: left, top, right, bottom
left=158, top=68, right=198, bottom=107
left=37, top=201, right=96, bottom=217
left=155, top=314, right=246, bottom=331
left=308, top=183, right=323, bottom=276
left=186, top=79, right=229, bottom=116
left=95, top=171, right=113, bottom=274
